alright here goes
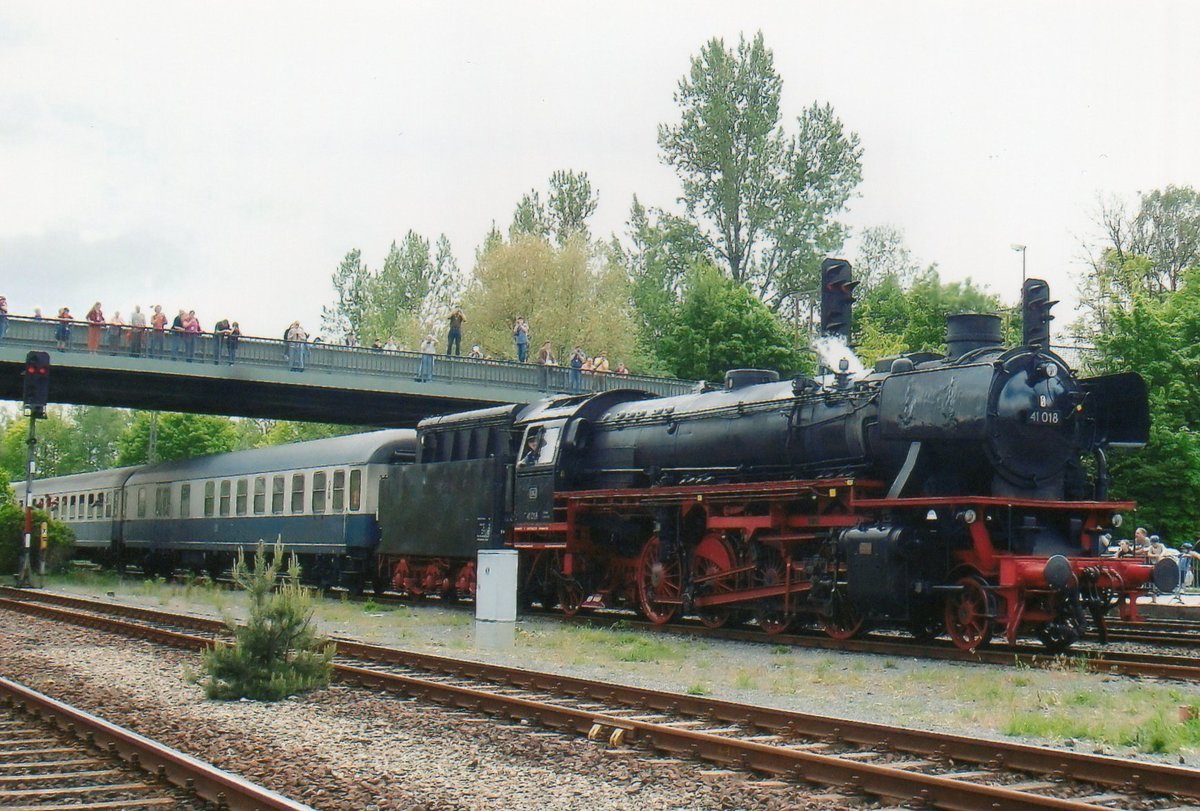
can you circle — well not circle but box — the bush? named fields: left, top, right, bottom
left=202, top=541, right=334, bottom=701
left=0, top=492, right=75, bottom=577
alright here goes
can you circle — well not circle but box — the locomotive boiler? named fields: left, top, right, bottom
left=381, top=261, right=1175, bottom=652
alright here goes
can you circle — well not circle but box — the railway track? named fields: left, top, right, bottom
left=2, top=588, right=1199, bottom=810
left=0, top=675, right=312, bottom=811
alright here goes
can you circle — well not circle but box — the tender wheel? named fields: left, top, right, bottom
left=692, top=533, right=738, bottom=629
left=945, top=575, right=995, bottom=651
left=637, top=535, right=682, bottom=624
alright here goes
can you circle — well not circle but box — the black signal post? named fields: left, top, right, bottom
left=17, top=351, right=50, bottom=588
left=819, top=258, right=858, bottom=340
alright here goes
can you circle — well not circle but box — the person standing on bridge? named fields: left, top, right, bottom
left=447, top=306, right=466, bottom=356
left=85, top=302, right=104, bottom=353
left=227, top=322, right=241, bottom=365
left=107, top=311, right=125, bottom=355
left=150, top=305, right=167, bottom=358
left=0, top=295, right=8, bottom=341
left=129, top=305, right=146, bottom=357
left=171, top=309, right=185, bottom=360
left=417, top=334, right=436, bottom=382
left=183, top=310, right=201, bottom=362
left=287, top=321, right=308, bottom=371
left=213, top=317, right=231, bottom=365
left=55, top=307, right=72, bottom=350
left=512, top=316, right=530, bottom=363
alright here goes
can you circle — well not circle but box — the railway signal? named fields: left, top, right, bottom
left=1022, top=278, right=1056, bottom=350
left=820, top=258, right=857, bottom=340
left=22, top=351, right=50, bottom=418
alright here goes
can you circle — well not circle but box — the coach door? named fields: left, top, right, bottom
left=513, top=421, right=562, bottom=523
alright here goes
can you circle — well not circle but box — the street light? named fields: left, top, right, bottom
left=1011, top=244, right=1027, bottom=284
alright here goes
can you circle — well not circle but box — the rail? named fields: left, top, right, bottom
left=4, top=590, right=1199, bottom=810
left=0, top=314, right=698, bottom=398
left=0, top=675, right=313, bottom=811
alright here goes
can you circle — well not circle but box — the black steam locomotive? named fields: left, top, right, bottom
left=381, top=261, right=1173, bottom=651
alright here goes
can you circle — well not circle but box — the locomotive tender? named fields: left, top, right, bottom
left=383, top=263, right=1174, bottom=651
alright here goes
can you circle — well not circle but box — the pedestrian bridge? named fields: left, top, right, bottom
left=0, top=317, right=696, bottom=427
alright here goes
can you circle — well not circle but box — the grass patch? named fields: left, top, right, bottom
left=686, top=682, right=712, bottom=696
left=733, top=670, right=757, bottom=690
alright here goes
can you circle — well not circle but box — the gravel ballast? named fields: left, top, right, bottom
left=0, top=609, right=851, bottom=811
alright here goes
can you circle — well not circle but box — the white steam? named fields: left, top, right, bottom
left=812, top=335, right=867, bottom=378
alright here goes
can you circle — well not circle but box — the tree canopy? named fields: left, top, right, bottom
left=657, top=31, right=863, bottom=310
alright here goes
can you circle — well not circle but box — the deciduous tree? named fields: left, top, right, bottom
left=658, top=31, right=862, bottom=310
left=659, top=263, right=806, bottom=382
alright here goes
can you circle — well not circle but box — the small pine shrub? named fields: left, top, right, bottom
left=202, top=541, right=335, bottom=701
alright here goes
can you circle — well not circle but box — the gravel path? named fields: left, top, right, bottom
left=0, top=610, right=853, bottom=811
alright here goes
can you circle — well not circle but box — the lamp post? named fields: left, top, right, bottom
left=1011, top=244, right=1027, bottom=285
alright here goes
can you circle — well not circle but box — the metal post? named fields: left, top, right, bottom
left=17, top=414, right=37, bottom=588
left=148, top=411, right=159, bottom=464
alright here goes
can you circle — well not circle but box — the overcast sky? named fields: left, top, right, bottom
left=2, top=1, right=1198, bottom=341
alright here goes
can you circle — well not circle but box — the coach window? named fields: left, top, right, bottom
left=253, top=477, right=266, bottom=515
left=137, top=487, right=147, bottom=519
left=236, top=479, right=248, bottom=516
left=291, top=474, right=305, bottom=514
left=87, top=494, right=95, bottom=519
left=332, top=471, right=346, bottom=512
left=204, top=482, right=215, bottom=517
left=312, top=472, right=327, bottom=514
left=180, top=484, right=191, bottom=518
left=272, top=476, right=285, bottom=515
left=66, top=495, right=74, bottom=520
left=101, top=492, right=110, bottom=518
left=349, top=469, right=362, bottom=511
left=220, top=480, right=231, bottom=517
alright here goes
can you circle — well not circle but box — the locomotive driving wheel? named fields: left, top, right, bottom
left=637, top=535, right=682, bottom=624
left=753, top=543, right=795, bottom=635
left=692, top=533, right=738, bottom=629
left=944, top=575, right=995, bottom=651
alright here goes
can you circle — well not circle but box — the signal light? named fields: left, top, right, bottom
left=820, top=258, right=858, bottom=340
left=1022, top=279, right=1056, bottom=350
left=22, top=351, right=50, bottom=417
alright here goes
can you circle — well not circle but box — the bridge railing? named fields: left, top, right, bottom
left=0, top=316, right=698, bottom=398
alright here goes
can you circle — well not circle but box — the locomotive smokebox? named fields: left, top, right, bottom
left=945, top=313, right=1003, bottom=360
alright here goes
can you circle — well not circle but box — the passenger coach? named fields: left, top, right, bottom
left=27, top=430, right=416, bottom=589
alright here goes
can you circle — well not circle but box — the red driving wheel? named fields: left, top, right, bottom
left=944, top=575, right=995, bottom=651
left=637, top=535, right=682, bottom=624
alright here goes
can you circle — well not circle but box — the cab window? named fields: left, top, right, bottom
left=519, top=423, right=562, bottom=467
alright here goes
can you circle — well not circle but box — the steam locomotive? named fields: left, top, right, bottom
left=381, top=262, right=1175, bottom=652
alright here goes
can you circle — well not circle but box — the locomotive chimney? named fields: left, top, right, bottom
left=945, top=313, right=1003, bottom=360
left=1022, top=278, right=1056, bottom=350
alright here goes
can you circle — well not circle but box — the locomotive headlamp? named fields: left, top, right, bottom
left=1111, top=513, right=1124, bottom=528
left=1038, top=362, right=1059, bottom=379
left=957, top=509, right=977, bottom=524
